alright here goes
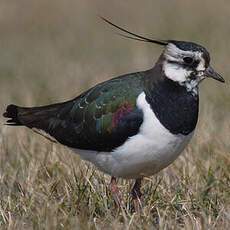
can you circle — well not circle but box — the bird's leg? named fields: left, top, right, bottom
left=109, top=176, right=124, bottom=208
left=131, top=178, right=142, bottom=213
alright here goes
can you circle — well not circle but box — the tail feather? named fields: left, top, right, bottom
left=3, top=101, right=75, bottom=145
left=3, top=102, right=63, bottom=128
left=3, top=104, right=22, bottom=126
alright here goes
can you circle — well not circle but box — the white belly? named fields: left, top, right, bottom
left=73, top=92, right=194, bottom=179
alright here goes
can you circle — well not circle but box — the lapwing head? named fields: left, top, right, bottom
left=101, top=17, right=225, bottom=90
left=162, top=41, right=225, bottom=88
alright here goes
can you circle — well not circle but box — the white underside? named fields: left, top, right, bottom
left=72, top=92, right=194, bottom=179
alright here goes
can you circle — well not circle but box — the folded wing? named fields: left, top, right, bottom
left=3, top=74, right=144, bottom=152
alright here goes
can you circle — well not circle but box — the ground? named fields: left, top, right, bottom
left=0, top=0, right=230, bottom=229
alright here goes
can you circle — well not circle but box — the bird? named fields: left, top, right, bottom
left=3, top=17, right=225, bottom=211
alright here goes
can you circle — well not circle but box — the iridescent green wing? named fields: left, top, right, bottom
left=54, top=73, right=144, bottom=151
left=10, top=72, right=145, bottom=152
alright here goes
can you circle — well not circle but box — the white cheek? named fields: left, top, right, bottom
left=194, top=54, right=206, bottom=71
left=163, top=61, right=192, bottom=83
left=196, top=59, right=206, bottom=71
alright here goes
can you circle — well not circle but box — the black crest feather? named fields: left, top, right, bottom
left=100, top=16, right=168, bottom=46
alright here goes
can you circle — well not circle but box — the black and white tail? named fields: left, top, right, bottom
left=3, top=104, right=22, bottom=126
left=3, top=100, right=81, bottom=147
left=3, top=103, right=61, bottom=128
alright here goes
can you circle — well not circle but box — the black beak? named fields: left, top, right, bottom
left=205, top=66, right=225, bottom=83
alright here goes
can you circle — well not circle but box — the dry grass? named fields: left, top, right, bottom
left=0, top=0, right=230, bottom=229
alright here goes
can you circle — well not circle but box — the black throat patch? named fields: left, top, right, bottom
left=145, top=78, right=199, bottom=135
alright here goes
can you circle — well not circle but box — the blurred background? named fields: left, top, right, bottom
left=0, top=0, right=229, bottom=228
left=0, top=0, right=229, bottom=108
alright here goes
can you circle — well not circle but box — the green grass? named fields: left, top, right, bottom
left=0, top=0, right=230, bottom=229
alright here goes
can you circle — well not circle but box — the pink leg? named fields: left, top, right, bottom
left=109, top=176, right=124, bottom=208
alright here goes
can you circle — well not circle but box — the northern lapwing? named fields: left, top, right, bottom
left=3, top=18, right=225, bottom=210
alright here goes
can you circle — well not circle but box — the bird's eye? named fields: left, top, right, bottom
left=183, top=57, right=194, bottom=64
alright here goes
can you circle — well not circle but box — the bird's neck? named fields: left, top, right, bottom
left=143, top=63, right=199, bottom=135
